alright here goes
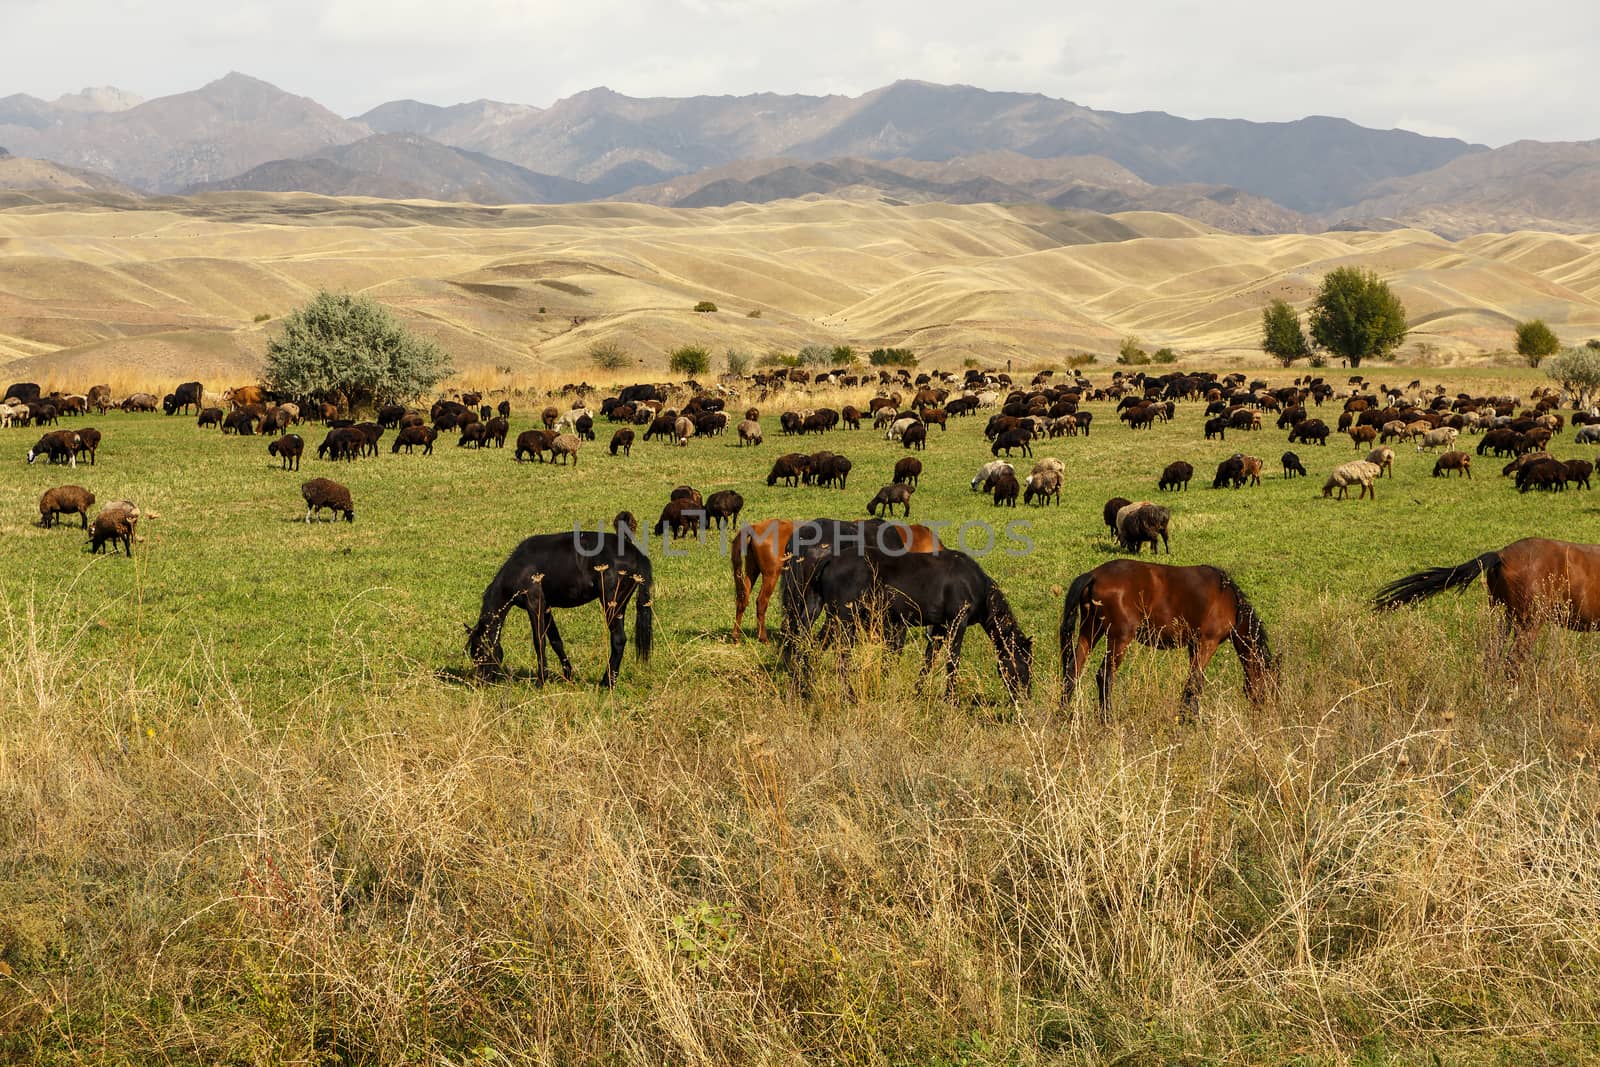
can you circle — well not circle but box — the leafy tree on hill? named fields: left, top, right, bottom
left=1514, top=319, right=1561, bottom=367
left=1546, top=346, right=1600, bottom=410
left=1260, top=298, right=1311, bottom=366
left=1308, top=267, right=1408, bottom=368
left=263, top=290, right=452, bottom=410
left=868, top=347, right=917, bottom=367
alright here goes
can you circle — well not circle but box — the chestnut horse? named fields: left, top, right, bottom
left=732, top=517, right=942, bottom=642
left=1375, top=537, right=1600, bottom=664
left=1059, top=559, right=1276, bottom=720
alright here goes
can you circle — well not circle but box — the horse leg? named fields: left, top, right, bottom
left=1096, top=632, right=1134, bottom=724
left=603, top=612, right=627, bottom=688
left=543, top=610, right=575, bottom=681
left=527, top=599, right=550, bottom=686
left=754, top=566, right=779, bottom=644
left=1061, top=612, right=1099, bottom=712
left=1179, top=638, right=1222, bottom=723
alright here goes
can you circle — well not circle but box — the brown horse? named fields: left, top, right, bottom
left=732, top=517, right=942, bottom=642
left=1375, top=538, right=1600, bottom=664
left=1059, top=560, right=1276, bottom=720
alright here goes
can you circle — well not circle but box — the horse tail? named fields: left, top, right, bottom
left=633, top=556, right=654, bottom=663
left=1058, top=569, right=1095, bottom=661
left=1374, top=551, right=1500, bottom=610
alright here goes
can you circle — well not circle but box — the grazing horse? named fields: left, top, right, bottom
left=781, top=544, right=1033, bottom=701
left=466, top=515, right=653, bottom=687
left=730, top=517, right=942, bottom=643
left=1374, top=538, right=1600, bottom=666
left=1059, top=560, right=1275, bottom=720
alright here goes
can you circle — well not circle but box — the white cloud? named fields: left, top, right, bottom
left=0, top=0, right=1593, bottom=146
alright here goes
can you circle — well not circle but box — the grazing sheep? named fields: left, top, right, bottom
left=1365, top=446, right=1396, bottom=478
left=1575, top=425, right=1600, bottom=446
left=675, top=416, right=694, bottom=446
left=1564, top=458, right=1594, bottom=490
left=541, top=405, right=559, bottom=429
left=72, top=428, right=101, bottom=466
left=39, top=485, right=94, bottom=528
left=1348, top=426, right=1377, bottom=449
left=484, top=416, right=510, bottom=447
left=1212, top=455, right=1244, bottom=488
left=1322, top=460, right=1382, bottom=500
left=901, top=422, right=928, bottom=450
left=867, top=483, right=914, bottom=517
left=705, top=490, right=744, bottom=529
left=990, top=428, right=1033, bottom=458
left=1115, top=501, right=1171, bottom=554
left=609, top=428, right=635, bottom=456
left=737, top=419, right=763, bottom=446
left=301, top=478, right=354, bottom=522
left=121, top=393, right=159, bottom=413
left=1416, top=426, right=1459, bottom=452
left=269, top=434, right=305, bottom=470
left=893, top=456, right=922, bottom=486
left=990, top=470, right=1020, bottom=507
left=1030, top=457, right=1065, bottom=479
left=514, top=429, right=555, bottom=462
left=222, top=410, right=256, bottom=436
left=1102, top=497, right=1133, bottom=543
left=392, top=425, right=437, bottom=455
left=1023, top=467, right=1062, bottom=505
left=1158, top=460, right=1193, bottom=491
left=197, top=407, right=224, bottom=429
left=88, top=500, right=139, bottom=555
left=768, top=452, right=811, bottom=487
left=654, top=497, right=704, bottom=538
left=316, top=427, right=362, bottom=460
left=26, top=430, right=79, bottom=466
left=549, top=433, right=581, bottom=465
left=1432, top=450, right=1471, bottom=478
left=971, top=460, right=1013, bottom=491
left=1281, top=451, right=1307, bottom=479
left=808, top=452, right=853, bottom=489
left=458, top=421, right=490, bottom=448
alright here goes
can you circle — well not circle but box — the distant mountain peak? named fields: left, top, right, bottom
left=51, top=86, right=142, bottom=113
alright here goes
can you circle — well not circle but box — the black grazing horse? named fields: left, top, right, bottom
left=466, top=514, right=652, bottom=686
left=781, top=541, right=1032, bottom=701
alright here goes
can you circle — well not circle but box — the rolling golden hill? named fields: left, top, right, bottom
left=1, top=193, right=1598, bottom=387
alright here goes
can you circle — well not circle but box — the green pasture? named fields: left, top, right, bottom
left=1, top=378, right=1595, bottom=711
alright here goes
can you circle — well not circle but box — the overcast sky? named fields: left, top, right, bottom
left=5, top=0, right=1592, bottom=147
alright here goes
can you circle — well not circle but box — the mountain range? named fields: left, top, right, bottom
left=1, top=73, right=1599, bottom=235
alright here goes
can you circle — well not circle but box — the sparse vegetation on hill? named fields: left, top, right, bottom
left=590, top=340, right=631, bottom=370
left=868, top=346, right=917, bottom=367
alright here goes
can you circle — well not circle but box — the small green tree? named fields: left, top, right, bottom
left=263, top=290, right=452, bottom=411
left=1116, top=336, right=1149, bottom=366
left=828, top=345, right=857, bottom=367
left=1152, top=347, right=1177, bottom=364
left=1546, top=346, right=1600, bottom=409
left=1308, top=267, right=1407, bottom=368
left=693, top=301, right=718, bottom=313
left=668, top=345, right=710, bottom=376
left=1261, top=298, right=1311, bottom=366
left=1515, top=319, right=1561, bottom=367
left=723, top=348, right=752, bottom=375
left=589, top=340, right=630, bottom=371
left=795, top=344, right=832, bottom=367
left=868, top=347, right=917, bottom=367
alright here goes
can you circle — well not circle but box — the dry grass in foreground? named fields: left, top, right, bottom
left=3, top=596, right=1600, bottom=1064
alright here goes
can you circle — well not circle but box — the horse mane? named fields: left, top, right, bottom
left=1210, top=566, right=1274, bottom=670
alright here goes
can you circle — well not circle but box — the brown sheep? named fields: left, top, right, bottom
left=541, top=405, right=559, bottom=429
left=88, top=500, right=139, bottom=555
left=1023, top=467, right=1062, bottom=506
left=654, top=497, right=704, bottom=538
left=40, top=485, right=95, bottom=528
left=1432, top=451, right=1471, bottom=478
left=72, top=428, right=101, bottom=466
left=609, top=428, right=635, bottom=456
left=705, top=490, right=744, bottom=529
left=1103, top=496, right=1132, bottom=542
left=990, top=470, right=1020, bottom=507
left=301, top=478, right=354, bottom=522
left=392, top=425, right=436, bottom=455
left=1157, top=460, right=1193, bottom=491
left=866, top=483, right=914, bottom=517
left=737, top=419, right=763, bottom=446
left=893, top=456, right=922, bottom=486
left=550, top=433, right=581, bottom=465
left=515, top=429, right=556, bottom=462
left=1115, top=501, right=1171, bottom=554
left=1348, top=425, right=1377, bottom=449
left=270, top=433, right=305, bottom=469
